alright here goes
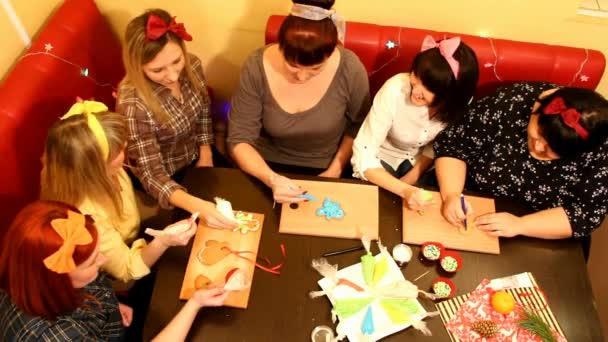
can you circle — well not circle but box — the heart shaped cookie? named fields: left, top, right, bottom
left=197, top=240, right=231, bottom=265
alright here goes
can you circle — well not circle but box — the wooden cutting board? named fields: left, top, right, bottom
left=279, top=180, right=379, bottom=240
left=402, top=191, right=500, bottom=254
left=180, top=212, right=264, bottom=308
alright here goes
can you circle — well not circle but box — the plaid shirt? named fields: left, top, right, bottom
left=117, top=54, right=213, bottom=208
left=0, top=274, right=123, bottom=341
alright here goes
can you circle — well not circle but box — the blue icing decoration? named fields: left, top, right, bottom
left=316, top=198, right=345, bottom=220
left=361, top=306, right=375, bottom=335
left=298, top=193, right=317, bottom=201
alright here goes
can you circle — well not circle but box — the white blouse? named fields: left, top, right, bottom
left=351, top=73, right=447, bottom=180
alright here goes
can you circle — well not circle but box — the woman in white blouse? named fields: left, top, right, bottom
left=352, top=36, right=479, bottom=209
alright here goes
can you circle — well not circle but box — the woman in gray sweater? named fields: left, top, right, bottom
left=227, top=0, right=371, bottom=203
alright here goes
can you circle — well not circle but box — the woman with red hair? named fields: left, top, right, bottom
left=0, top=201, right=228, bottom=341
left=228, top=0, right=371, bottom=203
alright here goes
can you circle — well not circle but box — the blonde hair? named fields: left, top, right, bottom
left=40, top=112, right=127, bottom=218
left=119, top=8, right=208, bottom=123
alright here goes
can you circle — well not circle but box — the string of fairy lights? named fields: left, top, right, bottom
left=368, top=33, right=591, bottom=86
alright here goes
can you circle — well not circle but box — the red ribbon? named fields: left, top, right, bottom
left=222, top=244, right=286, bottom=275
left=543, top=97, right=589, bottom=140
left=146, top=14, right=193, bottom=42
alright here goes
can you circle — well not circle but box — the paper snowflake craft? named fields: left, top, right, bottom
left=316, top=198, right=345, bottom=220
left=310, top=237, right=439, bottom=342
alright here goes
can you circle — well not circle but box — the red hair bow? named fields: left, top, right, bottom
left=543, top=97, right=589, bottom=140
left=146, top=14, right=192, bottom=42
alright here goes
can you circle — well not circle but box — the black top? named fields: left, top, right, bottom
left=434, top=82, right=608, bottom=237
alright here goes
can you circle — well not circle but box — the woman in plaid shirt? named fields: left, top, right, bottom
left=117, top=9, right=237, bottom=230
left=0, top=201, right=228, bottom=341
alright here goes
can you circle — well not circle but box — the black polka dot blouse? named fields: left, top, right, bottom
left=434, top=82, right=607, bottom=238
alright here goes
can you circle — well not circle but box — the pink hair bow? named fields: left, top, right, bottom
left=543, top=97, right=589, bottom=140
left=420, top=35, right=461, bottom=79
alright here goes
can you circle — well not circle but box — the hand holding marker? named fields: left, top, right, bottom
left=460, top=194, right=467, bottom=231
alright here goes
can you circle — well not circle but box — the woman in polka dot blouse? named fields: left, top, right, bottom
left=433, top=82, right=608, bottom=239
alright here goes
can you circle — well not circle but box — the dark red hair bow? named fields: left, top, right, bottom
left=543, top=96, right=589, bottom=140
left=146, top=14, right=192, bottom=42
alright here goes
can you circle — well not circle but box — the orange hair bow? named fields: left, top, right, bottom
left=43, top=210, right=93, bottom=274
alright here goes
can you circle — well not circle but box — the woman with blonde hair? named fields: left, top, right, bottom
left=40, top=100, right=202, bottom=340
left=41, top=100, right=197, bottom=283
left=117, top=8, right=236, bottom=230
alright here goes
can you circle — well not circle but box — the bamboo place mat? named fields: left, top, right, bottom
left=436, top=272, right=566, bottom=341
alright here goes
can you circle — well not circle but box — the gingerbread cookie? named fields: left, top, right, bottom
left=194, top=274, right=213, bottom=289
left=197, top=240, right=231, bottom=265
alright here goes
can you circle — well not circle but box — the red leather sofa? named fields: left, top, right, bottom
left=0, top=10, right=605, bottom=235
left=0, top=0, right=123, bottom=233
left=266, top=15, right=605, bottom=97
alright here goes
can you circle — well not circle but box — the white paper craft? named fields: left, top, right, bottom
left=316, top=250, right=431, bottom=341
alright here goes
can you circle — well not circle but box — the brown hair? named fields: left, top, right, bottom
left=411, top=39, right=479, bottom=125
left=119, top=8, right=207, bottom=122
left=278, top=0, right=338, bottom=66
left=40, top=111, right=127, bottom=218
left=537, top=87, right=608, bottom=158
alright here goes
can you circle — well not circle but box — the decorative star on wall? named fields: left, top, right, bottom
left=580, top=75, right=589, bottom=82
left=386, top=40, right=396, bottom=49
left=20, top=42, right=116, bottom=91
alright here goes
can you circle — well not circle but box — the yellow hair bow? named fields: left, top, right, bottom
left=43, top=210, right=94, bottom=274
left=61, top=100, right=110, bottom=159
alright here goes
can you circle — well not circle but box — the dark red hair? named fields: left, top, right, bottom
left=0, top=201, right=98, bottom=320
left=278, top=0, right=338, bottom=66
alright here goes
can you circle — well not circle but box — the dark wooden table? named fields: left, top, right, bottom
left=143, top=167, right=603, bottom=341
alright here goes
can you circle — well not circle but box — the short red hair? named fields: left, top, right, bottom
left=278, top=1, right=338, bottom=67
left=0, top=200, right=98, bottom=320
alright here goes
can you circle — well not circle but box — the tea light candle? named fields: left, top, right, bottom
left=392, top=243, right=413, bottom=266
left=311, top=325, right=334, bottom=342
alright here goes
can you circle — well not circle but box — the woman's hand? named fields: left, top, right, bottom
left=118, top=303, right=133, bottom=327
left=318, top=165, right=342, bottom=178
left=195, top=145, right=214, bottom=167
left=441, top=193, right=473, bottom=227
left=191, top=287, right=229, bottom=309
left=155, top=218, right=198, bottom=247
left=402, top=187, right=433, bottom=211
left=475, top=212, right=522, bottom=237
left=195, top=157, right=213, bottom=168
left=197, top=200, right=239, bottom=230
left=269, top=173, right=305, bottom=203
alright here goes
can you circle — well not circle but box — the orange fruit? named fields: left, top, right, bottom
left=491, top=291, right=515, bottom=314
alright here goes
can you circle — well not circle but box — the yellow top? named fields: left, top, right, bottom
left=79, top=168, right=148, bottom=282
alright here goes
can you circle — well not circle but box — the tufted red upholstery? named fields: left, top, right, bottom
left=0, top=0, right=123, bottom=233
left=266, top=15, right=605, bottom=97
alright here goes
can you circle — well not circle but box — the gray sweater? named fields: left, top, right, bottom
left=227, top=45, right=371, bottom=168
